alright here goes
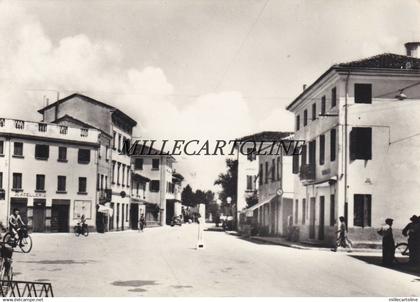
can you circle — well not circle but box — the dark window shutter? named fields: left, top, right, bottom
left=292, top=154, right=299, bottom=174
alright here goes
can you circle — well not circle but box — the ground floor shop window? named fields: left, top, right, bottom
left=353, top=194, right=371, bottom=227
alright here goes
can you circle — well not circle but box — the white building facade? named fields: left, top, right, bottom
left=287, top=45, right=420, bottom=246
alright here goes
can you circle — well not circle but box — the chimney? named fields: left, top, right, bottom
left=303, top=84, right=307, bottom=91
left=405, top=42, right=420, bottom=58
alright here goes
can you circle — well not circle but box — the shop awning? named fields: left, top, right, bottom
left=242, top=195, right=276, bottom=217
left=98, top=204, right=113, bottom=217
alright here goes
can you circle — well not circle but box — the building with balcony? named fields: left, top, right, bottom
left=286, top=42, right=420, bottom=246
left=236, top=131, right=293, bottom=236
left=0, top=118, right=100, bottom=232
left=38, top=93, right=137, bottom=232
left=131, top=144, right=177, bottom=226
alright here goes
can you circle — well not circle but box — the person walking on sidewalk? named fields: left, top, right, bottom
left=378, top=218, right=395, bottom=266
left=402, top=215, right=418, bottom=264
left=332, top=216, right=352, bottom=252
left=138, top=214, right=146, bottom=232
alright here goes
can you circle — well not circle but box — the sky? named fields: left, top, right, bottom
left=1, top=0, right=420, bottom=191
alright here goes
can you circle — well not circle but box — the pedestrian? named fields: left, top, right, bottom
left=377, top=218, right=395, bottom=266
left=138, top=213, right=146, bottom=232
left=402, top=215, right=417, bottom=264
left=332, top=216, right=352, bottom=252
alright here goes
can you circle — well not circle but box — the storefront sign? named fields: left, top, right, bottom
left=13, top=191, right=46, bottom=198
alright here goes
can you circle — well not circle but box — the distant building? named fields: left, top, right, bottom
left=131, top=145, right=179, bottom=226
left=38, top=93, right=137, bottom=232
left=286, top=43, right=420, bottom=246
left=0, top=118, right=100, bottom=232
left=236, top=131, right=294, bottom=236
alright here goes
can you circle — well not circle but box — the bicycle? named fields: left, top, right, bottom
left=2, top=226, right=33, bottom=253
left=0, top=244, right=14, bottom=297
left=394, top=242, right=410, bottom=264
left=74, top=223, right=89, bottom=237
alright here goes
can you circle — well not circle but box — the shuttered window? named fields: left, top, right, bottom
left=353, top=194, right=372, bottom=227
left=350, top=127, right=372, bottom=160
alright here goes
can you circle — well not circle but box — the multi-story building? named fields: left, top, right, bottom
left=236, top=131, right=293, bottom=235
left=131, top=145, right=177, bottom=226
left=286, top=42, right=420, bottom=246
left=0, top=118, right=100, bottom=232
left=38, top=93, right=137, bottom=232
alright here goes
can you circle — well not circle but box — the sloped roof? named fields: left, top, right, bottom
left=237, top=131, right=293, bottom=143
left=286, top=53, right=420, bottom=110
left=38, top=93, right=137, bottom=127
left=337, top=53, right=420, bottom=69
left=53, top=114, right=112, bottom=138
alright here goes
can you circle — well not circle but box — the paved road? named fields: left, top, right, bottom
left=11, top=224, right=420, bottom=296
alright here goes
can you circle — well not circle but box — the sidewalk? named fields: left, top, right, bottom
left=240, top=234, right=382, bottom=254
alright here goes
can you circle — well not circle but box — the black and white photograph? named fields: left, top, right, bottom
left=0, top=0, right=420, bottom=299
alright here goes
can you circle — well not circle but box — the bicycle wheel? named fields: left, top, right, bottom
left=395, top=243, right=409, bottom=263
left=19, top=235, right=32, bottom=253
left=0, top=260, right=12, bottom=297
left=74, top=226, right=80, bottom=237
left=83, top=226, right=89, bottom=237
left=2, top=233, right=15, bottom=248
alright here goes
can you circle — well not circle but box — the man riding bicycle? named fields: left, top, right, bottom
left=8, top=208, right=25, bottom=244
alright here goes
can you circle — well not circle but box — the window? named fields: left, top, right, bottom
left=118, top=134, right=122, bottom=151
left=152, top=159, right=160, bottom=170
left=354, top=83, right=372, bottom=104
left=135, top=158, right=143, bottom=170
left=292, top=154, right=299, bottom=174
left=295, top=200, right=299, bottom=224
left=331, top=87, right=337, bottom=108
left=97, top=174, right=100, bottom=190
left=330, top=194, right=335, bottom=226
left=259, top=163, right=263, bottom=184
left=302, top=199, right=306, bottom=224
left=126, top=204, right=129, bottom=222
left=312, top=103, right=316, bottom=121
left=303, top=109, right=308, bottom=126
left=301, top=144, right=307, bottom=166
left=12, top=173, right=22, bottom=190
left=150, top=180, right=160, bottom=192
left=353, top=194, right=372, bottom=227
left=105, top=146, right=109, bottom=161
left=321, top=96, right=326, bottom=115
left=319, top=135, right=325, bottom=165
left=246, top=175, right=254, bottom=191
left=78, top=177, right=87, bottom=193
left=36, top=174, right=45, bottom=191
left=265, top=161, right=269, bottom=184
left=122, top=165, right=125, bottom=186
left=112, top=161, right=116, bottom=184
left=35, top=144, right=49, bottom=160
left=296, top=115, right=300, bottom=131
left=276, top=157, right=281, bottom=180
left=58, top=147, right=67, bottom=162
left=57, top=176, right=66, bottom=192
left=117, top=163, right=121, bottom=185
left=126, top=169, right=130, bottom=187
left=271, top=159, right=276, bottom=182
left=350, top=127, right=372, bottom=160
left=0, top=172, right=2, bottom=189
left=247, top=148, right=256, bottom=161
left=0, top=141, right=3, bottom=155
left=330, top=129, right=336, bottom=161
left=105, top=176, right=108, bottom=190
left=78, top=149, right=91, bottom=164
left=13, top=142, right=23, bottom=157
left=100, top=175, right=104, bottom=190
left=112, top=131, right=116, bottom=149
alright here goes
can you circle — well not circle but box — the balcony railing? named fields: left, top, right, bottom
left=299, top=163, right=315, bottom=181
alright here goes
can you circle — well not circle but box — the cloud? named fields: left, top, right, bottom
left=0, top=0, right=294, bottom=190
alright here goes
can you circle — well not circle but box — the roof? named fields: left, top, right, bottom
left=37, top=93, right=137, bottom=127
left=286, top=53, right=420, bottom=110
left=236, top=131, right=293, bottom=143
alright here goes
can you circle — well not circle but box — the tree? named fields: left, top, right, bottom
left=214, top=158, right=238, bottom=206
left=181, top=184, right=195, bottom=207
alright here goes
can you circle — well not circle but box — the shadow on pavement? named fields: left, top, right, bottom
left=350, top=255, right=420, bottom=278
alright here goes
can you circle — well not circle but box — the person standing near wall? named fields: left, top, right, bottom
left=378, top=218, right=395, bottom=266
left=402, top=215, right=418, bottom=264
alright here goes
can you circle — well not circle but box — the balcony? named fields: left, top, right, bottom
left=299, top=163, right=315, bottom=182
left=0, top=118, right=100, bottom=144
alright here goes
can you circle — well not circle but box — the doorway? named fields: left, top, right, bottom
left=319, top=196, right=325, bottom=240
left=33, top=199, right=46, bottom=232
left=130, top=203, right=139, bottom=230
left=51, top=200, right=70, bottom=232
left=309, top=197, right=316, bottom=239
